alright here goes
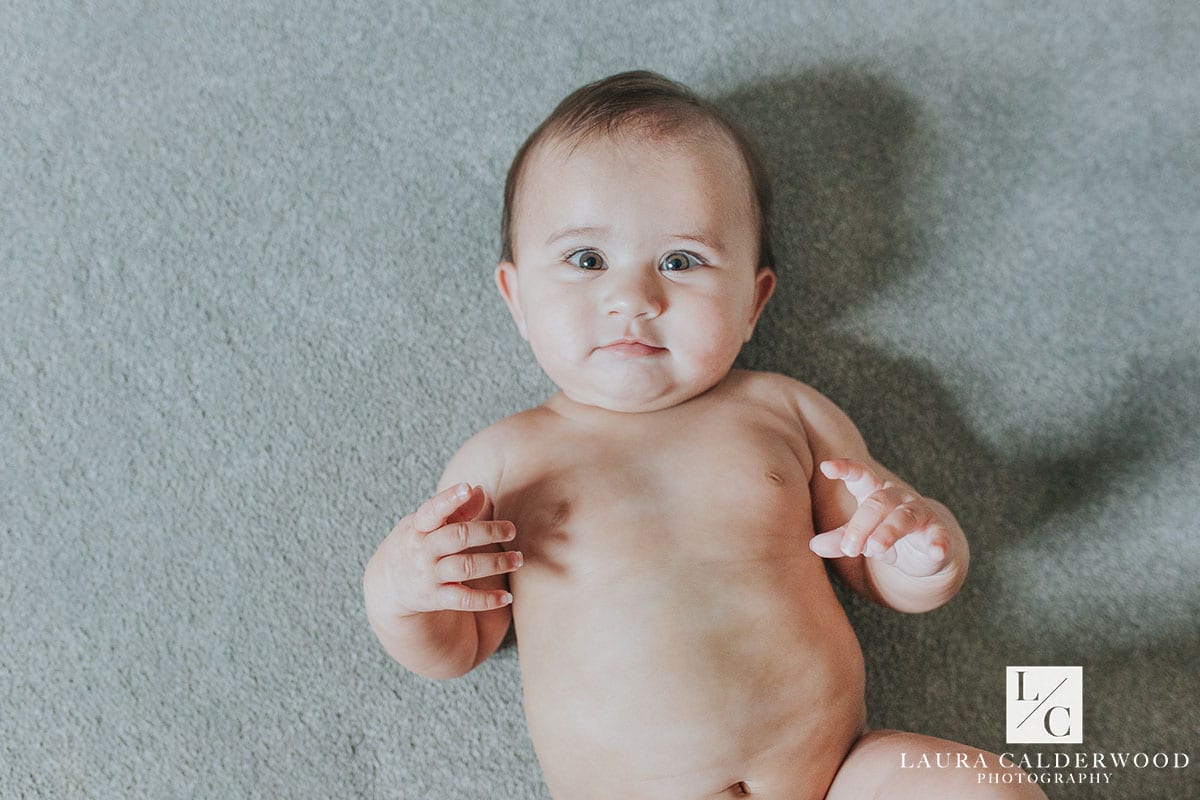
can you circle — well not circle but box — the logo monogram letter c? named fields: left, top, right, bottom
left=1043, top=706, right=1071, bottom=737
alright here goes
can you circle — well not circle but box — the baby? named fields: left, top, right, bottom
left=364, top=71, right=1046, bottom=800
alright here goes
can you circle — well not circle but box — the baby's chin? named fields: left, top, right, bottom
left=555, top=374, right=721, bottom=415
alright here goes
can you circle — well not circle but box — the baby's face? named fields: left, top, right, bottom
left=496, top=130, right=775, bottom=413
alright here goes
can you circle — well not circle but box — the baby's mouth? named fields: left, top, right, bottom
left=598, top=338, right=667, bottom=357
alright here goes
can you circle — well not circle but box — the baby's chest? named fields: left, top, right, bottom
left=497, top=421, right=814, bottom=565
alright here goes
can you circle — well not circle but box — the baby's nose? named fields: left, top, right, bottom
left=603, top=271, right=664, bottom=318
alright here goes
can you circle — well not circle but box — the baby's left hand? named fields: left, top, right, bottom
left=809, top=458, right=952, bottom=578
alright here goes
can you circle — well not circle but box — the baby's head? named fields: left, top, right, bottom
left=495, top=71, right=777, bottom=414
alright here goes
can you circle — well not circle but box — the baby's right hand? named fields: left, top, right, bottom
left=379, top=483, right=522, bottom=616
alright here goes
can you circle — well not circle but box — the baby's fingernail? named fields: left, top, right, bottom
left=500, top=592, right=513, bottom=605
left=866, top=540, right=883, bottom=557
left=455, top=483, right=470, bottom=499
left=841, top=541, right=857, bottom=557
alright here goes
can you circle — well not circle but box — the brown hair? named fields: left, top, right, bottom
left=499, top=70, right=775, bottom=271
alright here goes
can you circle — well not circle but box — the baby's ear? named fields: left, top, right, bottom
left=744, top=266, right=777, bottom=342
left=494, top=261, right=528, bottom=340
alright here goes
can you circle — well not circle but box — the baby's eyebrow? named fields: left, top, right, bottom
left=545, top=225, right=609, bottom=246
left=545, top=225, right=725, bottom=253
left=668, top=232, right=725, bottom=253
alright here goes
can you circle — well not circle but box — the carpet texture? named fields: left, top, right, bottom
left=2, top=2, right=1197, bottom=798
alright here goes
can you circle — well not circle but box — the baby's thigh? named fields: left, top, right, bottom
left=823, top=729, right=1047, bottom=800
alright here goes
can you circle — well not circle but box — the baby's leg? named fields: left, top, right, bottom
left=824, top=729, right=1047, bottom=800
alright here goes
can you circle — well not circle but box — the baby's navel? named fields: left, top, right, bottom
left=765, top=470, right=784, bottom=486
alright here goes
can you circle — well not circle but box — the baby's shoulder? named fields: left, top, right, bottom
left=444, top=405, right=548, bottom=470
left=728, top=369, right=833, bottom=417
left=447, top=409, right=528, bottom=461
left=730, top=369, right=864, bottom=451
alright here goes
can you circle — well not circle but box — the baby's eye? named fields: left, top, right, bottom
left=566, top=249, right=604, bottom=271
left=660, top=251, right=703, bottom=272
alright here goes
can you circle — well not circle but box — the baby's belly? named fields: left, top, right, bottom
left=513, top=549, right=867, bottom=800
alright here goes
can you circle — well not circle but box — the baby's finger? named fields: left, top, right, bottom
left=412, top=483, right=475, bottom=533
left=819, top=459, right=886, bottom=504
left=425, top=519, right=517, bottom=557
left=434, top=584, right=513, bottom=612
left=839, top=492, right=896, bottom=556
left=912, top=527, right=949, bottom=565
left=864, top=503, right=929, bottom=559
left=888, top=530, right=950, bottom=576
left=809, top=530, right=848, bottom=558
left=443, top=485, right=488, bottom=525
left=434, top=550, right=523, bottom=583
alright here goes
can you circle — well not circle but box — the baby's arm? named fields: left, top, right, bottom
left=362, top=428, right=521, bottom=678
left=792, top=381, right=969, bottom=613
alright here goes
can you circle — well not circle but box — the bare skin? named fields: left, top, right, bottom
left=364, top=129, right=1046, bottom=799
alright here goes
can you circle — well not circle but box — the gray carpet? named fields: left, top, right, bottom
left=2, top=2, right=1197, bottom=798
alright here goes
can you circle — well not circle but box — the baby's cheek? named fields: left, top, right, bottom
left=682, top=311, right=745, bottom=373
left=527, top=309, right=588, bottom=361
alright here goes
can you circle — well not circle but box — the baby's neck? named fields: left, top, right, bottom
left=541, top=373, right=738, bottom=425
